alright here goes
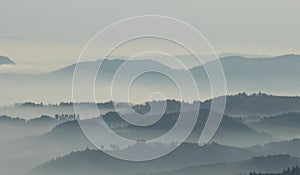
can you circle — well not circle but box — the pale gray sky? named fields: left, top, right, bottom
left=0, top=0, right=299, bottom=73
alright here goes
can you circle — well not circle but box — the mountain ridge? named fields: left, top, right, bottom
left=1, top=54, right=300, bottom=106
left=1, top=54, right=299, bottom=76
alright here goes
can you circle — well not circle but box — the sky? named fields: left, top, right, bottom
left=0, top=0, right=299, bottom=73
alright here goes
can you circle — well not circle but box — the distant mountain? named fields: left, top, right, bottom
left=218, top=52, right=271, bottom=58
left=247, top=112, right=300, bottom=139
left=0, top=58, right=178, bottom=105
left=140, top=155, right=300, bottom=175
left=1, top=54, right=300, bottom=106
left=191, top=54, right=300, bottom=101
left=47, top=58, right=171, bottom=78
left=27, top=142, right=254, bottom=175
left=0, top=55, right=15, bottom=65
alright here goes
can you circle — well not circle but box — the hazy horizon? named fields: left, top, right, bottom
left=1, top=0, right=300, bottom=73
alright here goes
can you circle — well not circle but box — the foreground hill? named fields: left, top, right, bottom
left=28, top=142, right=254, bottom=175
left=1, top=111, right=270, bottom=175
left=250, top=166, right=300, bottom=175
left=104, top=109, right=275, bottom=147
left=247, top=139, right=300, bottom=158
left=248, top=112, right=300, bottom=139
left=28, top=152, right=300, bottom=175
left=0, top=120, right=94, bottom=175
left=0, top=115, right=60, bottom=144
left=140, top=155, right=300, bottom=175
